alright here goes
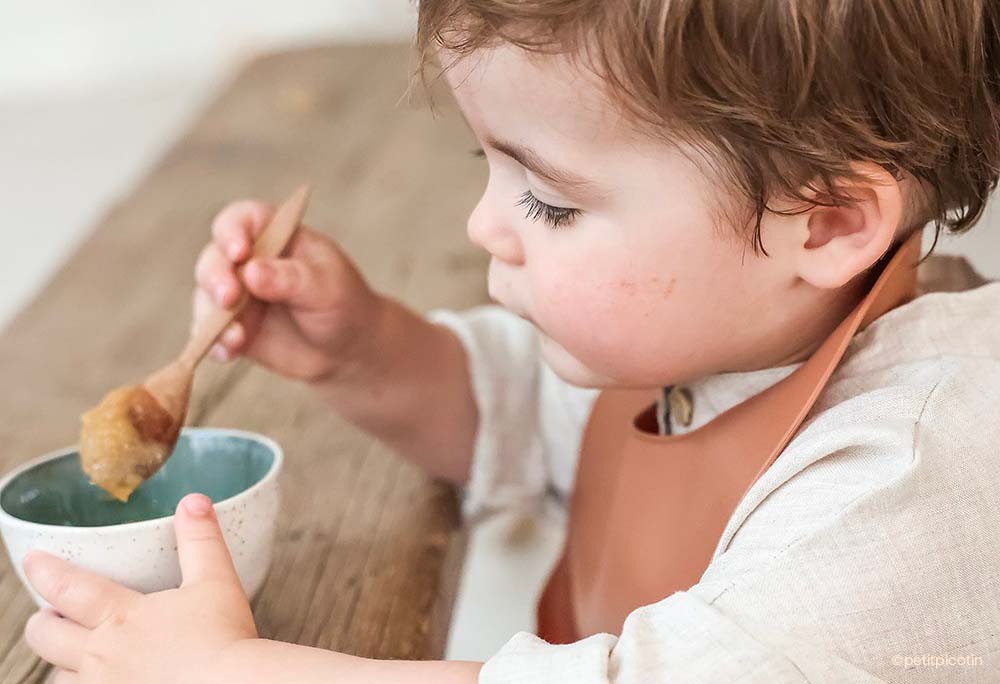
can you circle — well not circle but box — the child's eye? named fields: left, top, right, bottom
left=469, top=149, right=582, bottom=229
left=516, top=190, right=581, bottom=229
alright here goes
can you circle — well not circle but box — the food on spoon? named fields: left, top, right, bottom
left=79, top=385, right=177, bottom=501
left=76, top=188, right=308, bottom=502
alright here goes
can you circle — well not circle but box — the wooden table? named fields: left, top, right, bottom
left=0, top=44, right=488, bottom=682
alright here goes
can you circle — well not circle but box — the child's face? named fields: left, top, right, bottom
left=444, top=45, right=825, bottom=388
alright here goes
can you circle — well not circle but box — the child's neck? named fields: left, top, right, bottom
left=729, top=225, right=923, bottom=375
left=735, top=269, right=876, bottom=373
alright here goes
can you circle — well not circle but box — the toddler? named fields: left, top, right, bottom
left=22, top=1, right=1000, bottom=682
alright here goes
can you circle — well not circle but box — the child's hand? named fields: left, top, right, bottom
left=22, top=494, right=257, bottom=684
left=194, top=200, right=382, bottom=382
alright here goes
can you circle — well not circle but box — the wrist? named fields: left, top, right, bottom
left=210, top=637, right=267, bottom=684
left=309, top=291, right=398, bottom=389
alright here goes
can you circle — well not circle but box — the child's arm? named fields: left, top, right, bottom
left=195, top=200, right=477, bottom=484
left=310, top=294, right=479, bottom=484
left=218, top=639, right=481, bottom=683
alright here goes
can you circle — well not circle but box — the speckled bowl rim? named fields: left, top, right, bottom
left=0, top=427, right=283, bottom=532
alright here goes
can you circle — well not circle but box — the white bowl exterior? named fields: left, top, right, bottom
left=0, top=430, right=282, bottom=606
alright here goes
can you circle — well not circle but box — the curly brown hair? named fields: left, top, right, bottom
left=415, top=0, right=1000, bottom=255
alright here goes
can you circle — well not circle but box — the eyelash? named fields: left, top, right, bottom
left=469, top=148, right=582, bottom=229
left=516, top=191, right=581, bottom=229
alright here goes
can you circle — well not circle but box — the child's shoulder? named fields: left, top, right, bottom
left=715, top=315, right=999, bottom=591
left=725, top=284, right=1000, bottom=556
left=837, top=280, right=1000, bottom=383
left=908, top=353, right=1000, bottom=461
left=812, top=278, right=1000, bottom=465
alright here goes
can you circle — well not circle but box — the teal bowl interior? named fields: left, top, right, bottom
left=1, top=432, right=275, bottom=527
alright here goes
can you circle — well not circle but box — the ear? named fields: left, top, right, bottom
left=792, top=162, right=903, bottom=289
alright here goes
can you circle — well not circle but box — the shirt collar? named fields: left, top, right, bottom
left=657, top=280, right=999, bottom=436
left=658, top=362, right=802, bottom=436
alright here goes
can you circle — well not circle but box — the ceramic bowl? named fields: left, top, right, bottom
left=0, top=428, right=282, bottom=605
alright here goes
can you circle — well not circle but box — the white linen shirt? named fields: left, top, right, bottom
left=427, top=280, right=1000, bottom=684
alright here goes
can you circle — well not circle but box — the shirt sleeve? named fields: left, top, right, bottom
left=481, top=593, right=885, bottom=684
left=427, top=305, right=599, bottom=521
left=478, top=358, right=1000, bottom=683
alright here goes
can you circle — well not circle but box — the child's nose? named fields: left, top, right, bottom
left=466, top=201, right=525, bottom=266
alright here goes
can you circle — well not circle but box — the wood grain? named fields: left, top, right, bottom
left=0, top=44, right=488, bottom=681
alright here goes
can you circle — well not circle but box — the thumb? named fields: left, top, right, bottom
left=174, top=494, right=241, bottom=588
left=242, top=257, right=328, bottom=310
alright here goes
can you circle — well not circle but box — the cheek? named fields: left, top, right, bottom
left=529, top=249, right=676, bottom=375
left=525, top=229, right=761, bottom=384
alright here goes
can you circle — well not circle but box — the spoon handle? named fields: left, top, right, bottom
left=181, top=184, right=311, bottom=367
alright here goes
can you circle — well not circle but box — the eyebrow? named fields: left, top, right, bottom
left=484, top=136, right=606, bottom=197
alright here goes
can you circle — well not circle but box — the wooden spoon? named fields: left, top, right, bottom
left=79, top=185, right=311, bottom=501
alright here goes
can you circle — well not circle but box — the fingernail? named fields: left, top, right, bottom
left=228, top=241, right=245, bottom=261
left=222, top=323, right=242, bottom=346
left=22, top=550, right=54, bottom=579
left=215, top=283, right=229, bottom=305
left=184, top=494, right=213, bottom=517
left=210, top=344, right=229, bottom=362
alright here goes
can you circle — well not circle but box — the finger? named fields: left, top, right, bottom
left=211, top=200, right=274, bottom=263
left=242, top=307, right=337, bottom=381
left=241, top=251, right=355, bottom=312
left=233, top=298, right=266, bottom=353
left=205, top=325, right=245, bottom=363
left=246, top=225, right=348, bottom=284
left=24, top=609, right=87, bottom=671
left=242, top=257, right=309, bottom=306
left=194, top=244, right=242, bottom=309
left=192, top=290, right=233, bottom=362
left=280, top=223, right=342, bottom=262
left=50, top=669, right=79, bottom=684
left=191, top=290, right=264, bottom=360
left=220, top=321, right=245, bottom=350
left=174, top=494, right=242, bottom=588
left=23, top=552, right=138, bottom=630
left=209, top=343, right=229, bottom=363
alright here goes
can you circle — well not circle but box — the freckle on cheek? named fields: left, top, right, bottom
left=663, top=277, right=677, bottom=297
left=614, top=279, right=638, bottom=295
